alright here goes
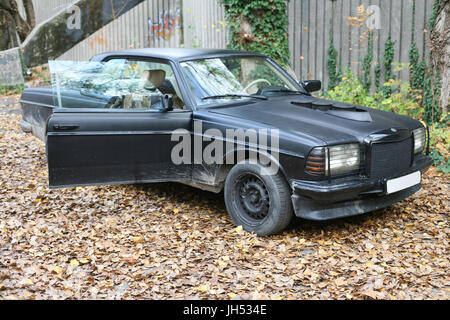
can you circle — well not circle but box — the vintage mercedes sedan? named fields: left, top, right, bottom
left=19, top=48, right=432, bottom=236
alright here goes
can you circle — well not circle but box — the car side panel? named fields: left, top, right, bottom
left=47, top=110, right=192, bottom=187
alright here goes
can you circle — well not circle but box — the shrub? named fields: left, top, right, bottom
left=325, top=71, right=448, bottom=173
left=429, top=118, right=450, bottom=174
left=327, top=70, right=379, bottom=108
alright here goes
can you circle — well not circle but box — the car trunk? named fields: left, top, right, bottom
left=20, top=86, right=113, bottom=142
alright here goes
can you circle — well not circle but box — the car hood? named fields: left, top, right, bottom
left=203, top=95, right=421, bottom=145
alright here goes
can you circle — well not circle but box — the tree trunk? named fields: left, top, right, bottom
left=430, top=0, right=450, bottom=115
left=0, top=0, right=35, bottom=44
left=22, top=0, right=35, bottom=29
left=0, top=9, right=19, bottom=49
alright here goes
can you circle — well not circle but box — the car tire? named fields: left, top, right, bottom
left=224, top=162, right=294, bottom=236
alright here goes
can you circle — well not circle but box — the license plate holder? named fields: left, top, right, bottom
left=386, top=171, right=421, bottom=195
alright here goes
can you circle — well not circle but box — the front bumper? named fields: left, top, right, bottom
left=291, top=154, right=432, bottom=221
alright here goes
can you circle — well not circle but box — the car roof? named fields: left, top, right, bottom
left=90, top=48, right=266, bottom=62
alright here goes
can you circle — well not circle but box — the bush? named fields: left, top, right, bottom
left=429, top=120, right=450, bottom=174
left=326, top=70, right=420, bottom=115
left=325, top=71, right=448, bottom=173
left=327, top=71, right=378, bottom=108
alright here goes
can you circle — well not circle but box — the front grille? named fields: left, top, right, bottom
left=370, top=138, right=413, bottom=178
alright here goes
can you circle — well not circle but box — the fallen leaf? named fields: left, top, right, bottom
left=335, top=278, right=347, bottom=287
left=52, top=266, right=63, bottom=274
left=70, top=259, right=80, bottom=267
left=194, top=285, right=208, bottom=292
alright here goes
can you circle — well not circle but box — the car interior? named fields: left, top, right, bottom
left=50, top=60, right=187, bottom=110
left=139, top=69, right=185, bottom=110
left=79, top=60, right=187, bottom=110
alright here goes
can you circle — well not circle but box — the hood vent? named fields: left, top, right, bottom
left=291, top=98, right=373, bottom=122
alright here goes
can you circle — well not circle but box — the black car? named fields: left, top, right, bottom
left=19, top=48, right=432, bottom=236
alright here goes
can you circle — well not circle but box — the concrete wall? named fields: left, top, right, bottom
left=0, top=47, right=24, bottom=86
left=32, top=0, right=78, bottom=24
left=1, top=0, right=228, bottom=84
left=21, top=0, right=147, bottom=67
left=15, top=0, right=78, bottom=25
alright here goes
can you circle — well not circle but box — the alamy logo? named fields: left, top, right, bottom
left=171, top=121, right=280, bottom=176
left=366, top=5, right=381, bottom=30
left=66, top=5, right=81, bottom=30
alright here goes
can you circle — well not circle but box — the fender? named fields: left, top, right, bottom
left=218, top=146, right=291, bottom=188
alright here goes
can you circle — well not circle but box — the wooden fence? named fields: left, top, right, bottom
left=288, top=0, right=435, bottom=89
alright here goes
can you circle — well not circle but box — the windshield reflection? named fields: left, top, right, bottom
left=180, top=57, right=298, bottom=106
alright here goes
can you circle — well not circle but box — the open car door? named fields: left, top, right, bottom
left=45, top=59, right=192, bottom=188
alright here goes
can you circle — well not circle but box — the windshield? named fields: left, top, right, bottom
left=180, top=57, right=299, bottom=106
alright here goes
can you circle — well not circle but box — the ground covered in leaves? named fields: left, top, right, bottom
left=0, top=100, right=449, bottom=300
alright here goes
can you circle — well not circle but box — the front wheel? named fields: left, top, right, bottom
left=224, top=162, right=294, bottom=236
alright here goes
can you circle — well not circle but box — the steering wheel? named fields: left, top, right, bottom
left=244, top=79, right=272, bottom=93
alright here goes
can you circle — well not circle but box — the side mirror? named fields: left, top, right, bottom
left=300, top=80, right=322, bottom=93
left=161, top=94, right=174, bottom=112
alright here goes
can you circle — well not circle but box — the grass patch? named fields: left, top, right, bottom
left=0, top=84, right=25, bottom=96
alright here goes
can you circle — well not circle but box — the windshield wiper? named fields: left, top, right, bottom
left=202, top=94, right=268, bottom=101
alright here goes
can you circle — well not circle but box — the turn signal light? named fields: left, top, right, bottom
left=305, top=147, right=327, bottom=176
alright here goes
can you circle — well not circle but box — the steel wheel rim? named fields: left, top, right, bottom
left=236, top=173, right=270, bottom=221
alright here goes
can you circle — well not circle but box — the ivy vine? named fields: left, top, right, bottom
left=423, top=67, right=443, bottom=125
left=423, top=68, right=434, bottom=124
left=429, top=0, right=439, bottom=30
left=362, top=31, right=374, bottom=91
left=409, top=43, right=426, bottom=92
left=327, top=33, right=339, bottom=91
left=374, top=60, right=381, bottom=91
left=409, top=0, right=425, bottom=92
left=219, top=0, right=290, bottom=66
left=432, top=72, right=442, bottom=121
left=382, top=35, right=396, bottom=97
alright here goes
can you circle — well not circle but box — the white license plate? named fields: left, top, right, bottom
left=386, top=171, right=421, bottom=195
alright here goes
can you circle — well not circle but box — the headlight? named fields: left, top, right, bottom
left=329, top=144, right=361, bottom=175
left=306, top=144, right=361, bottom=177
left=413, top=127, right=426, bottom=154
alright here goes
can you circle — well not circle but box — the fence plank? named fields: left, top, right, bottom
left=341, top=0, right=351, bottom=72
left=322, top=0, right=331, bottom=89
left=402, top=0, right=414, bottom=82
left=288, top=0, right=434, bottom=88
left=308, top=0, right=317, bottom=80
left=294, top=0, right=302, bottom=77
left=300, top=0, right=310, bottom=80
left=288, top=0, right=295, bottom=70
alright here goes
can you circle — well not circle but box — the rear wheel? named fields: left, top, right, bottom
left=224, top=162, right=294, bottom=236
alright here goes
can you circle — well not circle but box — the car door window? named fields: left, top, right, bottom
left=48, top=59, right=186, bottom=110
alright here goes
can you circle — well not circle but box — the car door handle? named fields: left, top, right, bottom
left=53, top=124, right=80, bottom=131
